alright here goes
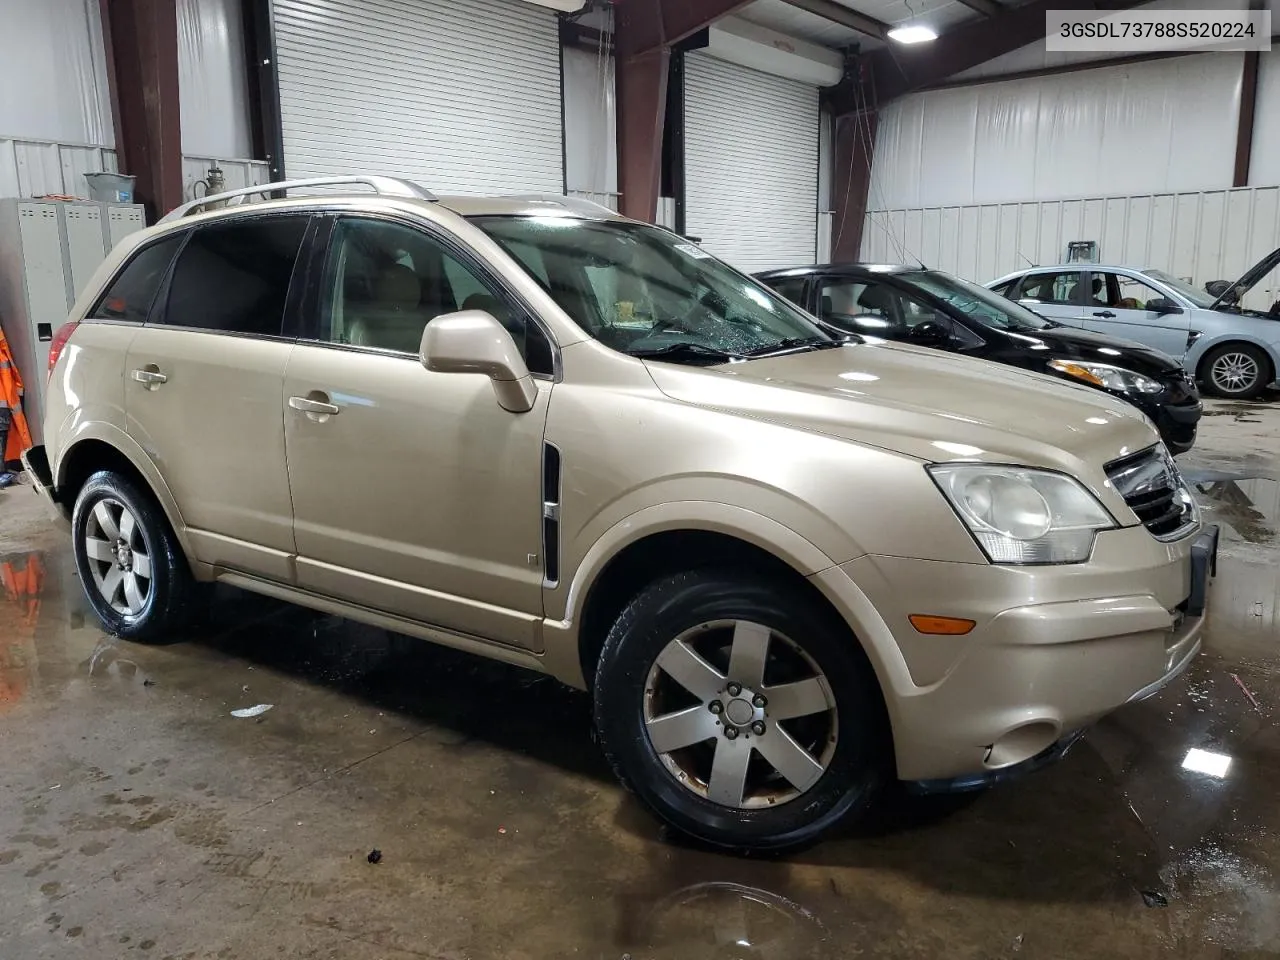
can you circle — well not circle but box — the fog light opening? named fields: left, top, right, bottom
left=985, top=721, right=1060, bottom=769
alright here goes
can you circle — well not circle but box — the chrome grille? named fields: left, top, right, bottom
left=1105, top=446, right=1198, bottom=540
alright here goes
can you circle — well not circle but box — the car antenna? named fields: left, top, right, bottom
left=1019, top=252, right=1037, bottom=268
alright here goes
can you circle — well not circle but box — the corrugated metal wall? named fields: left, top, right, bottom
left=861, top=186, right=1280, bottom=311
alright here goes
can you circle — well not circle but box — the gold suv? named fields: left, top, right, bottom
left=25, top=177, right=1218, bottom=853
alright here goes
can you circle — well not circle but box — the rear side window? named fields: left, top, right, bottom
left=160, top=216, right=309, bottom=336
left=766, top=277, right=807, bottom=306
left=91, top=236, right=184, bottom=322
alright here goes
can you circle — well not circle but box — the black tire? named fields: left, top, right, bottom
left=1200, top=342, right=1271, bottom=399
left=593, top=570, right=888, bottom=855
left=71, top=470, right=196, bottom=642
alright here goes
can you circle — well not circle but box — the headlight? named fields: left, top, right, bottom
left=929, top=464, right=1117, bottom=564
left=1048, top=359, right=1163, bottom=394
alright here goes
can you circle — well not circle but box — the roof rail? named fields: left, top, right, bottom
left=159, top=176, right=437, bottom=223
left=504, top=193, right=618, bottom=217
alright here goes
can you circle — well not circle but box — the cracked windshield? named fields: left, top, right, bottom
left=477, top=216, right=839, bottom=362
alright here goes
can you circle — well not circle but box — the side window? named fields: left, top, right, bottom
left=1104, top=273, right=1170, bottom=312
left=766, top=277, right=807, bottom=307
left=1017, top=271, right=1081, bottom=305
left=161, top=216, right=308, bottom=335
left=818, top=279, right=901, bottom=336
left=989, top=279, right=1016, bottom=297
left=319, top=218, right=553, bottom=374
left=91, top=236, right=184, bottom=322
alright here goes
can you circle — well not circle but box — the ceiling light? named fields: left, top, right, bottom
left=1182, top=748, right=1232, bottom=778
left=888, top=24, right=938, bottom=44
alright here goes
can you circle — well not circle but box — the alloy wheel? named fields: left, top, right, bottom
left=1210, top=351, right=1260, bottom=394
left=83, top=498, right=153, bottom=616
left=642, top=619, right=838, bottom=809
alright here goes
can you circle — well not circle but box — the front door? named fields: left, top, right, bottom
left=124, top=215, right=310, bottom=582
left=1012, top=269, right=1088, bottom=327
left=282, top=215, right=553, bottom=650
left=1083, top=271, right=1191, bottom=358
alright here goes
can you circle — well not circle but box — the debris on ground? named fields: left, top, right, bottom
left=1013, top=933, right=1024, bottom=951
left=498, top=826, right=507, bottom=835
left=1230, top=673, right=1263, bottom=713
left=230, top=704, right=273, bottom=718
left=367, top=849, right=382, bottom=864
left=142, top=678, right=156, bottom=687
left=1141, top=890, right=1169, bottom=908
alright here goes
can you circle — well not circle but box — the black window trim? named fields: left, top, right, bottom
left=85, top=230, right=190, bottom=326
left=146, top=210, right=316, bottom=343
left=297, top=211, right=561, bottom=381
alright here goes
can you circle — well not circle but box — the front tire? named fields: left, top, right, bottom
left=71, top=470, right=196, bottom=641
left=1201, top=343, right=1270, bottom=399
left=593, top=571, right=888, bottom=854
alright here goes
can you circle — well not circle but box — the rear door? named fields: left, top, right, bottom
left=1083, top=270, right=1191, bottom=358
left=1011, top=269, right=1087, bottom=327
left=124, top=214, right=311, bottom=582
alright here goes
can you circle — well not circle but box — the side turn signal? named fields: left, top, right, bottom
left=908, top=614, right=976, bottom=636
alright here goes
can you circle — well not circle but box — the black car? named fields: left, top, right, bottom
left=757, top=264, right=1202, bottom=454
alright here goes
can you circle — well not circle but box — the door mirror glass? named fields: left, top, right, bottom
left=421, top=310, right=536, bottom=413
left=905, top=320, right=949, bottom=346
left=1146, top=297, right=1182, bottom=315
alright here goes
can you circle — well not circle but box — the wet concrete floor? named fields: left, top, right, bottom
left=1, top=398, right=1279, bottom=959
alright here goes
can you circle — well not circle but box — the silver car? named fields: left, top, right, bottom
left=988, top=248, right=1280, bottom=399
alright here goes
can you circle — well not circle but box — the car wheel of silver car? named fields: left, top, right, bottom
left=71, top=470, right=197, bottom=642
left=593, top=570, right=888, bottom=854
left=1201, top=343, right=1270, bottom=400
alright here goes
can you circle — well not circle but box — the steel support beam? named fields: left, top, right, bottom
left=615, top=0, right=752, bottom=222
left=952, top=0, right=1003, bottom=17
left=101, top=0, right=184, bottom=219
left=826, top=0, right=1144, bottom=114
left=783, top=0, right=889, bottom=40
left=1234, top=48, right=1260, bottom=188
left=831, top=111, right=876, bottom=262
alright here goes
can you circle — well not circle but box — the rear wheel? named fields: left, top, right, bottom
left=593, top=571, right=887, bottom=854
left=71, top=470, right=196, bottom=641
left=1201, top=343, right=1270, bottom=399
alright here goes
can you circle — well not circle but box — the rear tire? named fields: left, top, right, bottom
left=1200, top=343, right=1270, bottom=399
left=593, top=570, right=888, bottom=855
left=71, top=470, right=196, bottom=642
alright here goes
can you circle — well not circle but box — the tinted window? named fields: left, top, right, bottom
left=161, top=216, right=308, bottom=336
left=92, top=236, right=183, bottom=322
left=766, top=276, right=807, bottom=307
left=318, top=217, right=553, bottom=374
left=1017, top=271, right=1080, bottom=305
left=819, top=279, right=954, bottom=339
left=910, top=271, right=1053, bottom=332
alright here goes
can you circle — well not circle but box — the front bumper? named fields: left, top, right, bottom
left=813, top=523, right=1217, bottom=782
left=1152, top=398, right=1202, bottom=455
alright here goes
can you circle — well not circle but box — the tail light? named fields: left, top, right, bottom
left=47, top=320, right=79, bottom=380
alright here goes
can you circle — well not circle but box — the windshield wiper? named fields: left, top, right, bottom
left=742, top=336, right=848, bottom=357
left=629, top=342, right=740, bottom=365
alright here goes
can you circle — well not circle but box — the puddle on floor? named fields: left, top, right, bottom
left=1190, top=476, right=1279, bottom=544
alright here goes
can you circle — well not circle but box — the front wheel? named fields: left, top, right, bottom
left=71, top=470, right=197, bottom=641
left=593, top=571, right=888, bottom=854
left=1201, top=343, right=1270, bottom=399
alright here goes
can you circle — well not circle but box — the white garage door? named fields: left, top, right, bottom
left=684, top=52, right=819, bottom=273
left=273, top=0, right=563, bottom=195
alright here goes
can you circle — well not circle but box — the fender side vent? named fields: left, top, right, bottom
left=542, top=443, right=561, bottom=585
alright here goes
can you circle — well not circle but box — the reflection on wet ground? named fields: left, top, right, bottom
left=1, top=479, right=1279, bottom=958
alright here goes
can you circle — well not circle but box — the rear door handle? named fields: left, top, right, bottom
left=131, top=367, right=168, bottom=388
left=288, top=394, right=340, bottom=418
left=1092, top=311, right=1116, bottom=318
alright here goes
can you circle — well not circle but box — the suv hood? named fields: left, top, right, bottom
left=646, top=341, right=1159, bottom=471
left=1209, top=245, right=1280, bottom=311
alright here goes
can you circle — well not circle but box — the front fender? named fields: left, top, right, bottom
left=54, top=421, right=194, bottom=559
left=1186, top=329, right=1280, bottom=383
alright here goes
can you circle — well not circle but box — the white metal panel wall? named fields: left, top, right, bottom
left=868, top=56, right=1243, bottom=211
left=0, top=0, right=113, bottom=148
left=1252, top=51, right=1280, bottom=188
left=273, top=0, right=563, bottom=195
left=178, top=0, right=254, bottom=159
left=0, top=139, right=118, bottom=200
left=861, top=187, right=1280, bottom=311
left=684, top=52, right=819, bottom=273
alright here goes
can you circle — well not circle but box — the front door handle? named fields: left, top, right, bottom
left=288, top=394, right=340, bottom=420
left=1092, top=310, right=1116, bottom=318
left=131, top=366, right=167, bottom=389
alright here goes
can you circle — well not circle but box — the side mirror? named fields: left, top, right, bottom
left=905, top=320, right=949, bottom=346
left=420, top=310, right=537, bottom=413
left=1146, top=298, right=1182, bottom=315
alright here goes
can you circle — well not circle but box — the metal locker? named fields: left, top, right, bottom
left=106, top=205, right=145, bottom=249
left=63, top=203, right=107, bottom=304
